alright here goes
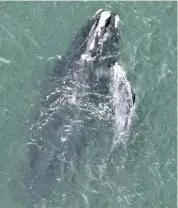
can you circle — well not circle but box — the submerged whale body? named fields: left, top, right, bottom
left=22, top=9, right=135, bottom=207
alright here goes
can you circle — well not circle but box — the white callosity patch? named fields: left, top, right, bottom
left=96, top=11, right=111, bottom=36
left=114, top=15, right=120, bottom=28
left=110, top=62, right=135, bottom=147
left=87, top=11, right=111, bottom=52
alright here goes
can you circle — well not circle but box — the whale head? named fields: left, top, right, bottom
left=65, top=9, right=120, bottom=63
left=85, top=9, right=120, bottom=59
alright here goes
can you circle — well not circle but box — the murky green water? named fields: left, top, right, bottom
left=0, top=2, right=176, bottom=208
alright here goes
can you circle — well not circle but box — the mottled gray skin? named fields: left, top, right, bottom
left=21, top=10, right=134, bottom=207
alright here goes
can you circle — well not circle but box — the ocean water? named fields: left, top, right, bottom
left=0, top=2, right=176, bottom=208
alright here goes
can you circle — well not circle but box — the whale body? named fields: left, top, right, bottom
left=21, top=9, right=135, bottom=207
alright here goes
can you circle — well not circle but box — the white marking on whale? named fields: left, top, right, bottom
left=114, top=15, right=120, bottom=28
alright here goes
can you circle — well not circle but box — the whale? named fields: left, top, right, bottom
left=21, top=9, right=135, bottom=207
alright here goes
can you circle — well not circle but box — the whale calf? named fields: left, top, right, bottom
left=21, top=9, right=135, bottom=207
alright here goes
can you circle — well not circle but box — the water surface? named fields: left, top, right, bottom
left=0, top=2, right=176, bottom=208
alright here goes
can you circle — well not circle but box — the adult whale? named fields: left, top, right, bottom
left=21, top=9, right=135, bottom=207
